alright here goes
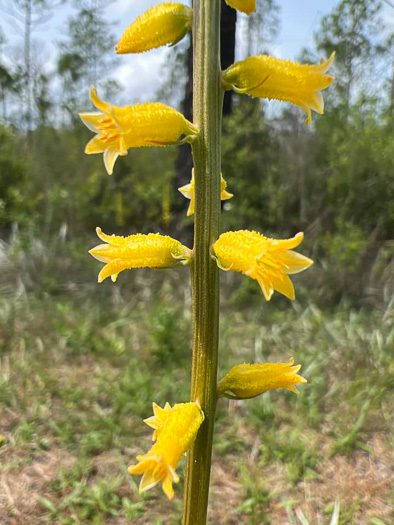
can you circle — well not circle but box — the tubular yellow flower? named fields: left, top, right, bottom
left=178, top=170, right=233, bottom=216
left=116, top=3, right=193, bottom=54
left=89, top=227, right=192, bottom=283
left=79, top=87, right=198, bottom=175
left=128, top=402, right=204, bottom=500
left=222, top=52, right=335, bottom=124
left=213, top=230, right=313, bottom=301
left=224, top=0, right=256, bottom=15
left=217, top=358, right=307, bottom=399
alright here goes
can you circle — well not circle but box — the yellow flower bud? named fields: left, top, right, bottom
left=224, top=0, right=256, bottom=15
left=217, top=358, right=307, bottom=399
left=129, top=402, right=204, bottom=500
left=213, top=230, right=313, bottom=301
left=178, top=170, right=233, bottom=216
left=79, top=87, right=198, bottom=175
left=222, top=52, right=335, bottom=124
left=89, top=227, right=192, bottom=283
left=116, top=3, right=193, bottom=54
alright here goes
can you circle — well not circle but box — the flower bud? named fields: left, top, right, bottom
left=116, top=3, right=193, bottom=54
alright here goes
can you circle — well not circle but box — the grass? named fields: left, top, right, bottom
left=0, top=237, right=393, bottom=524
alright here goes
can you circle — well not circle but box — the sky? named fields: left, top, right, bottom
left=1, top=0, right=393, bottom=103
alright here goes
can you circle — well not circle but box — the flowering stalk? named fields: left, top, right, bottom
left=182, top=0, right=222, bottom=523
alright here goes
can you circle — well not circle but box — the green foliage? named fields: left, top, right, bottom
left=0, top=126, right=28, bottom=226
left=315, top=0, right=384, bottom=109
left=221, top=99, right=281, bottom=232
left=149, top=303, right=191, bottom=365
left=1, top=267, right=392, bottom=522
left=236, top=464, right=272, bottom=524
left=287, top=500, right=340, bottom=525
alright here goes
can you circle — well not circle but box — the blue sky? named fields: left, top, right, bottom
left=1, top=0, right=393, bottom=102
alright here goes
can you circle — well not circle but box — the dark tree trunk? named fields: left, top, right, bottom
left=173, top=1, right=237, bottom=242
left=220, top=0, right=236, bottom=115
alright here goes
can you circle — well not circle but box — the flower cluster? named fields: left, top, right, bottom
left=79, top=0, right=334, bottom=503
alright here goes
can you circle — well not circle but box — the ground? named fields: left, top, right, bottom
left=1, top=267, right=393, bottom=524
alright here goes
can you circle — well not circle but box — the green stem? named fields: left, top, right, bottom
left=182, top=1, right=222, bottom=524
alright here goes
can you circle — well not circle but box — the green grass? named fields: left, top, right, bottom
left=0, top=239, right=393, bottom=523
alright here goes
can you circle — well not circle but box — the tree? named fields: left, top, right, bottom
left=1, top=0, right=64, bottom=136
left=244, top=0, right=280, bottom=56
left=58, top=0, right=117, bottom=118
left=315, top=0, right=384, bottom=113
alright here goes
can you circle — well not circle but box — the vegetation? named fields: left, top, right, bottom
left=0, top=0, right=393, bottom=522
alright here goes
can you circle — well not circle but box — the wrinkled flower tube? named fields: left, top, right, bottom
left=222, top=52, right=335, bottom=124
left=217, top=358, right=307, bottom=399
left=213, top=230, right=313, bottom=301
left=80, top=87, right=198, bottom=174
left=89, top=227, right=192, bottom=283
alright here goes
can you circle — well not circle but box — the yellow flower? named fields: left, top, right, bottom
left=222, top=52, right=335, bottom=124
left=129, top=402, right=204, bottom=500
left=212, top=230, right=313, bottom=301
left=178, top=170, right=233, bottom=216
left=217, top=358, right=307, bottom=399
left=79, top=87, right=198, bottom=175
left=89, top=227, right=192, bottom=283
left=116, top=3, right=193, bottom=54
left=224, top=0, right=256, bottom=15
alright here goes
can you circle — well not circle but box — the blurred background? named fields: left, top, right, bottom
left=0, top=0, right=393, bottom=523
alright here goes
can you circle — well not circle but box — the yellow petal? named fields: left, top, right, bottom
left=90, top=86, right=110, bottom=112
left=162, top=476, right=175, bottom=500
left=85, top=135, right=107, bottom=154
left=103, top=147, right=120, bottom=176
left=269, top=273, right=295, bottom=300
left=79, top=112, right=105, bottom=133
left=95, top=227, right=125, bottom=246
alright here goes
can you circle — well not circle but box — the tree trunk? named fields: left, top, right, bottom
left=174, top=0, right=236, bottom=242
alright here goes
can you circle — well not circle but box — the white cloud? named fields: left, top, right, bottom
left=113, top=49, right=170, bottom=103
